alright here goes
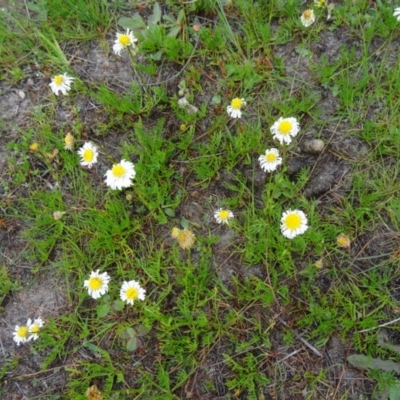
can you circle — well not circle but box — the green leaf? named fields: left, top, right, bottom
left=347, top=354, right=400, bottom=374
left=149, top=50, right=163, bottom=61
left=118, top=16, right=146, bottom=31
left=96, top=304, right=111, bottom=318
left=112, top=299, right=125, bottom=311
left=126, top=336, right=138, bottom=352
left=27, top=0, right=48, bottom=21
left=211, top=95, right=221, bottom=105
left=167, top=26, right=181, bottom=38
left=119, top=330, right=130, bottom=339
left=180, top=218, right=189, bottom=229
left=163, top=14, right=176, bottom=24
left=149, top=2, right=162, bottom=25
left=272, top=189, right=281, bottom=199
left=136, top=324, right=151, bottom=337
left=377, top=331, right=400, bottom=355
left=155, top=211, right=167, bottom=224
left=390, top=382, right=400, bottom=400
left=164, top=208, right=175, bottom=217
left=101, top=294, right=111, bottom=303
left=177, top=9, right=185, bottom=23
left=126, top=327, right=136, bottom=337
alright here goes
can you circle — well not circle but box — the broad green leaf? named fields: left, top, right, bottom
left=118, top=16, right=146, bottom=31
left=164, top=208, right=175, bottom=217
left=126, top=327, right=136, bottom=337
left=211, top=95, right=221, bottom=105
left=96, top=304, right=111, bottom=318
left=167, top=26, right=181, bottom=38
left=112, top=299, right=125, bottom=311
left=126, top=336, right=138, bottom=352
left=149, top=2, right=161, bottom=25
left=163, top=15, right=176, bottom=24
left=180, top=218, right=189, bottom=229
left=347, top=354, right=400, bottom=374
left=177, top=9, right=185, bottom=23
left=149, top=50, right=163, bottom=61
left=377, top=331, right=400, bottom=355
left=136, top=324, right=151, bottom=337
left=390, top=382, right=400, bottom=400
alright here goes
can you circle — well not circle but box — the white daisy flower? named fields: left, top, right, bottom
left=13, top=324, right=29, bottom=345
left=301, top=9, right=316, bottom=27
left=270, top=117, right=300, bottom=145
left=77, top=142, right=98, bottom=168
left=84, top=270, right=111, bottom=299
left=214, top=208, right=234, bottom=225
left=120, top=280, right=146, bottom=305
left=113, top=29, right=138, bottom=56
left=280, top=209, right=308, bottom=239
left=49, top=73, right=74, bottom=95
left=394, top=7, right=400, bottom=21
left=227, top=98, right=246, bottom=119
left=258, top=148, right=283, bottom=172
left=104, top=159, right=136, bottom=190
left=28, top=317, right=44, bottom=341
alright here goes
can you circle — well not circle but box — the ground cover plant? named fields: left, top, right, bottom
left=1, top=0, right=400, bottom=398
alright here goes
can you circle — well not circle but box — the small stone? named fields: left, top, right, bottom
left=177, top=97, right=198, bottom=114
left=18, top=90, right=26, bottom=99
left=300, top=139, right=325, bottom=154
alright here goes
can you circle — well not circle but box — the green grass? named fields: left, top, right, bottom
left=1, top=0, right=400, bottom=398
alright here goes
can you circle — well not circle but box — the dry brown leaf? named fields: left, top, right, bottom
left=86, top=385, right=103, bottom=400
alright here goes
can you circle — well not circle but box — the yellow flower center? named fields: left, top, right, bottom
left=118, top=34, right=131, bottom=46
left=177, top=229, right=195, bottom=249
left=179, top=231, right=188, bottom=241
left=285, top=214, right=302, bottom=230
left=83, top=149, right=94, bottom=162
left=17, top=326, right=28, bottom=338
left=171, top=227, right=181, bottom=238
left=112, top=164, right=126, bottom=178
left=218, top=210, right=229, bottom=220
left=88, top=277, right=103, bottom=290
left=65, top=134, right=73, bottom=145
left=314, top=259, right=323, bottom=269
left=231, top=98, right=243, bottom=110
left=29, top=143, right=39, bottom=151
left=303, top=10, right=312, bottom=19
left=278, top=120, right=293, bottom=135
left=54, top=75, right=64, bottom=85
left=30, top=324, right=40, bottom=333
left=337, top=234, right=350, bottom=247
left=266, top=152, right=277, bottom=162
left=126, top=287, right=138, bottom=300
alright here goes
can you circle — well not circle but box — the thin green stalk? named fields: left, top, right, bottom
left=127, top=47, right=150, bottom=97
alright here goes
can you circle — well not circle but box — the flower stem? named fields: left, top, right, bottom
left=282, top=143, right=287, bottom=165
left=127, top=47, right=149, bottom=97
